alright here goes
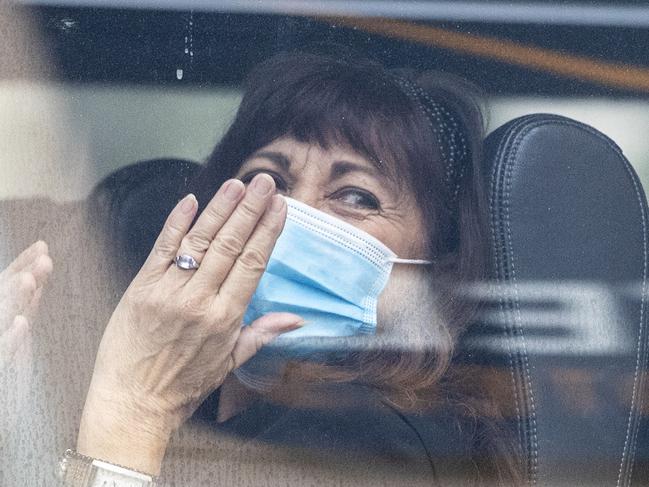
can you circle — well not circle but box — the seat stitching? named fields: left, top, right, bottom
left=503, top=122, right=540, bottom=485
left=489, top=117, right=531, bottom=484
left=612, top=132, right=648, bottom=487
left=489, top=124, right=523, bottom=450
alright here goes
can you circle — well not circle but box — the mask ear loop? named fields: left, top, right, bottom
left=389, top=257, right=434, bottom=265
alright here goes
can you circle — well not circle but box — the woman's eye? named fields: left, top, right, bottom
left=334, top=189, right=380, bottom=210
left=240, top=170, right=287, bottom=192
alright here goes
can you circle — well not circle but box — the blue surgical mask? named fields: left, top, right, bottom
left=234, top=197, right=432, bottom=391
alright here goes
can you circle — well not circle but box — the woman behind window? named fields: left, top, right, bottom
left=67, top=51, right=522, bottom=486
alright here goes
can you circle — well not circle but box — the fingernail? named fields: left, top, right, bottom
left=251, top=173, right=273, bottom=196
left=290, top=320, right=307, bottom=330
left=270, top=195, right=285, bottom=213
left=180, top=194, right=196, bottom=214
left=223, top=179, right=244, bottom=201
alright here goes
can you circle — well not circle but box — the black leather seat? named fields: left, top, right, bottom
left=89, top=158, right=201, bottom=280
left=459, top=114, right=649, bottom=486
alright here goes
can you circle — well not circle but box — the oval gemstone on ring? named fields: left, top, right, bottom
left=175, top=254, right=200, bottom=270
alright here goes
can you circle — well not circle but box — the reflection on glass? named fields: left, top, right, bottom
left=1, top=4, right=648, bottom=487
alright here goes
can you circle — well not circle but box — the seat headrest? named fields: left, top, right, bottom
left=461, top=114, right=649, bottom=485
left=89, top=158, right=201, bottom=279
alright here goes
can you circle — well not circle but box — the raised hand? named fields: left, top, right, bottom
left=0, top=241, right=52, bottom=367
left=77, top=174, right=303, bottom=475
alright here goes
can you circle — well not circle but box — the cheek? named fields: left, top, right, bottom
left=369, top=219, right=429, bottom=258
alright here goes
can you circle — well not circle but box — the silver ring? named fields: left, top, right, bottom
left=174, top=254, right=200, bottom=270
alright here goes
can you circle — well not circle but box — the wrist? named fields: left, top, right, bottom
left=77, top=392, right=173, bottom=476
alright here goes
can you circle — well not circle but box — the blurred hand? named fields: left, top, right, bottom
left=0, top=241, right=52, bottom=367
left=78, top=174, right=303, bottom=475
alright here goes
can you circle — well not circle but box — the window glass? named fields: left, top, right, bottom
left=1, top=2, right=648, bottom=486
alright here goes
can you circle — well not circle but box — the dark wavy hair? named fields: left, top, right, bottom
left=191, top=50, right=522, bottom=485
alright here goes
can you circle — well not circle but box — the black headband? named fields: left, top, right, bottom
left=394, top=76, right=470, bottom=203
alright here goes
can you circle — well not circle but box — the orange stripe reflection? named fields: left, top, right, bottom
left=320, top=16, right=649, bottom=94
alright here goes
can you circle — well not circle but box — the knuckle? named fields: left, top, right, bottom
left=153, top=240, right=177, bottom=261
left=205, top=203, right=230, bottom=224
left=156, top=299, right=178, bottom=321
left=128, top=289, right=155, bottom=311
left=254, top=331, right=269, bottom=351
left=179, top=295, right=207, bottom=319
left=209, top=308, right=227, bottom=326
left=154, top=225, right=184, bottom=258
left=17, top=272, right=36, bottom=294
left=237, top=199, right=262, bottom=220
left=211, top=307, right=234, bottom=327
left=35, top=254, right=53, bottom=273
left=153, top=211, right=190, bottom=253
left=210, top=234, right=245, bottom=258
left=142, top=300, right=162, bottom=318
left=164, top=218, right=186, bottom=241
left=259, top=214, right=284, bottom=234
left=181, top=232, right=212, bottom=253
left=208, top=299, right=240, bottom=326
left=238, top=247, right=268, bottom=273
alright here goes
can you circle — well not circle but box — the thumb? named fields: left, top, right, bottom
left=230, top=312, right=304, bottom=369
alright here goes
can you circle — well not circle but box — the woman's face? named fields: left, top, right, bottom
left=235, top=136, right=429, bottom=258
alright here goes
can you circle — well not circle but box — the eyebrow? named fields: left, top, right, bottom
left=251, top=151, right=382, bottom=180
left=329, top=160, right=380, bottom=180
left=250, top=151, right=291, bottom=172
